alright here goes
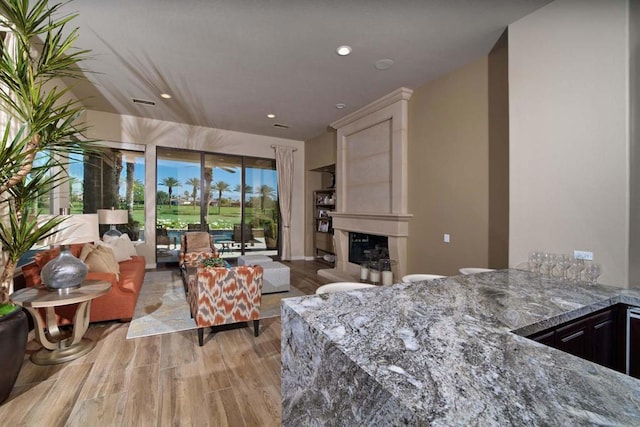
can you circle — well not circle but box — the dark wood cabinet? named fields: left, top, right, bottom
left=555, top=317, right=590, bottom=359
left=591, top=309, right=619, bottom=369
left=529, top=306, right=624, bottom=373
left=531, top=329, right=555, bottom=347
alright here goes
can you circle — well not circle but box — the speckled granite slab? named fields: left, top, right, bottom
left=281, top=269, right=640, bottom=425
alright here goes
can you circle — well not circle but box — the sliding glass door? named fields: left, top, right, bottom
left=245, top=157, right=278, bottom=253
left=156, top=148, right=278, bottom=263
left=204, top=153, right=242, bottom=256
left=156, top=150, right=201, bottom=263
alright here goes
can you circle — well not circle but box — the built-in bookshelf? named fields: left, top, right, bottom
left=314, top=189, right=335, bottom=262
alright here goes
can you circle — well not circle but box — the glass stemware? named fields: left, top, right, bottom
left=556, top=254, right=572, bottom=279
left=568, top=258, right=586, bottom=282
left=584, top=263, right=602, bottom=285
left=541, top=253, right=557, bottom=276
left=528, top=251, right=543, bottom=274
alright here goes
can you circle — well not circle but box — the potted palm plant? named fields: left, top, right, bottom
left=0, top=0, right=92, bottom=403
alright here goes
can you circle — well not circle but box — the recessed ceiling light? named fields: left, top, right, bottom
left=160, top=93, right=172, bottom=99
left=336, top=103, right=346, bottom=109
left=375, top=59, right=394, bottom=70
left=336, top=45, right=352, bottom=56
left=267, top=113, right=276, bottom=119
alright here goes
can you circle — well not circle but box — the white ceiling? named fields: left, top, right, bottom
left=68, top=0, right=552, bottom=141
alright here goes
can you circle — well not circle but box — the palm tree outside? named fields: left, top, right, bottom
left=258, top=184, right=275, bottom=212
left=234, top=183, right=253, bottom=195
left=212, top=181, right=230, bottom=214
left=160, top=177, right=180, bottom=206
left=234, top=183, right=253, bottom=207
left=186, top=177, right=200, bottom=209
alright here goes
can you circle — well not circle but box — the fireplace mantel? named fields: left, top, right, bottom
left=319, top=87, right=413, bottom=282
left=330, top=212, right=413, bottom=237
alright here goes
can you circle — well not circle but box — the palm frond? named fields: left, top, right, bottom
left=0, top=202, right=66, bottom=263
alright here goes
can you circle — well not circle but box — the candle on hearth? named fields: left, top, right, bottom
left=360, top=264, right=369, bottom=281
left=382, top=270, right=393, bottom=286
left=378, top=258, right=396, bottom=286
left=369, top=269, right=380, bottom=284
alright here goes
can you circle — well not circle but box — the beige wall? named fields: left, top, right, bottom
left=629, top=0, right=640, bottom=286
left=509, top=0, right=631, bottom=287
left=304, top=130, right=337, bottom=258
left=84, top=110, right=306, bottom=266
left=407, top=57, right=493, bottom=276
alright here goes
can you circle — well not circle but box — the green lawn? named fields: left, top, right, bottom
left=73, top=204, right=276, bottom=231
left=156, top=205, right=276, bottom=230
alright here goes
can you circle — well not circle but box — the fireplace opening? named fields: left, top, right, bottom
left=349, top=232, right=389, bottom=264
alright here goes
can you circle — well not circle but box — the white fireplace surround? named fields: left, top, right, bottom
left=319, top=88, right=413, bottom=282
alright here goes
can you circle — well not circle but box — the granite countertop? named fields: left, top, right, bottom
left=281, top=269, right=640, bottom=425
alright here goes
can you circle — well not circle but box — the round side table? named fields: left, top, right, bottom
left=11, top=281, right=111, bottom=365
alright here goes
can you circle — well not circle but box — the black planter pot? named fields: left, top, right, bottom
left=0, top=307, right=27, bottom=405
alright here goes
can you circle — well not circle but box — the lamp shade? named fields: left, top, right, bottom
left=38, top=214, right=100, bottom=246
left=97, top=209, right=128, bottom=225
left=38, top=214, right=99, bottom=292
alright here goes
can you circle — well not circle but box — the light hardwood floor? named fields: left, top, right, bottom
left=0, top=260, right=333, bottom=426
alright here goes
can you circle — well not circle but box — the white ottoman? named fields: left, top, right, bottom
left=238, top=255, right=273, bottom=266
left=260, top=261, right=290, bottom=294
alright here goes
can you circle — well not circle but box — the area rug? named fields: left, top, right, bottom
left=126, top=269, right=308, bottom=339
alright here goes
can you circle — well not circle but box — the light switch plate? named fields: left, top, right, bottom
left=444, top=234, right=450, bottom=243
left=573, top=250, right=593, bottom=261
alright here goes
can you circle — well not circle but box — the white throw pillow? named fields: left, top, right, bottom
left=98, top=240, right=132, bottom=263
left=117, top=233, right=138, bottom=257
left=83, top=244, right=120, bottom=281
left=102, top=234, right=138, bottom=258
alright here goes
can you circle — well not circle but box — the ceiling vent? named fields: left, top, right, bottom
left=273, top=123, right=289, bottom=129
left=131, top=98, right=156, bottom=106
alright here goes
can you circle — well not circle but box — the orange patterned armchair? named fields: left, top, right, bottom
left=179, top=231, right=218, bottom=267
left=189, top=265, right=263, bottom=346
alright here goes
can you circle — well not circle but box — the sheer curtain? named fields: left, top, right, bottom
left=274, top=146, right=295, bottom=260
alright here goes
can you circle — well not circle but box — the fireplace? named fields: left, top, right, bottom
left=318, top=88, right=413, bottom=283
left=349, top=232, right=388, bottom=265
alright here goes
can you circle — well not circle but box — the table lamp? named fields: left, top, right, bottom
left=97, top=208, right=128, bottom=239
left=39, top=213, right=100, bottom=293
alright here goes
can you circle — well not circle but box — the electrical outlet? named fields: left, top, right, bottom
left=573, top=250, right=593, bottom=261
left=444, top=234, right=450, bottom=243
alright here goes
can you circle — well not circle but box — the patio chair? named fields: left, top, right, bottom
left=179, top=231, right=219, bottom=267
left=156, top=225, right=176, bottom=249
left=188, top=223, right=209, bottom=232
left=232, top=223, right=254, bottom=247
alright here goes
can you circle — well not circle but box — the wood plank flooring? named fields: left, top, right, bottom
left=0, top=260, right=332, bottom=426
